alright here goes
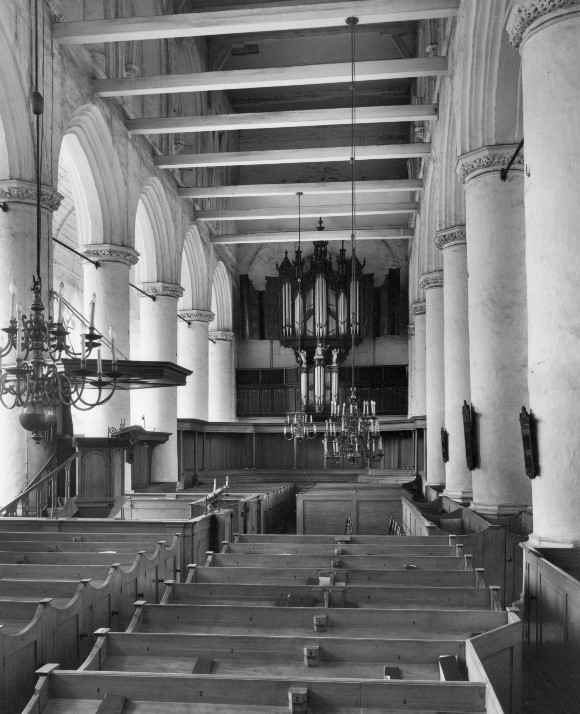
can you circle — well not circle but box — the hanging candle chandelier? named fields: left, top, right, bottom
left=323, top=16, right=383, bottom=466
left=0, top=0, right=119, bottom=443
left=284, top=192, right=317, bottom=441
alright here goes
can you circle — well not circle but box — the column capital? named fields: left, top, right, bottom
left=0, top=179, right=62, bottom=212
left=435, top=226, right=466, bottom=250
left=507, top=0, right=578, bottom=47
left=139, top=282, right=184, bottom=299
left=210, top=330, right=235, bottom=342
left=80, top=243, right=139, bottom=266
left=419, top=270, right=444, bottom=291
left=179, top=309, right=214, bottom=323
left=407, top=324, right=416, bottom=337
left=411, top=301, right=426, bottom=316
left=456, top=144, right=524, bottom=184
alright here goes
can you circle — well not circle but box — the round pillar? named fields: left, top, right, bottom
left=131, top=282, right=182, bottom=483
left=436, top=227, right=472, bottom=503
left=457, top=146, right=531, bottom=515
left=407, top=324, right=416, bottom=417
left=419, top=272, right=445, bottom=487
left=78, top=244, right=138, bottom=437
left=508, top=3, right=580, bottom=544
left=0, top=180, right=61, bottom=504
left=410, top=302, right=426, bottom=418
left=208, top=331, right=236, bottom=422
left=177, top=309, right=213, bottom=421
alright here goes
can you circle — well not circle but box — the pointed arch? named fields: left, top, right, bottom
left=180, top=225, right=209, bottom=310
left=135, top=177, right=176, bottom=284
left=454, top=0, right=523, bottom=154
left=210, top=261, right=233, bottom=331
left=60, top=105, right=126, bottom=246
left=0, top=19, right=34, bottom=180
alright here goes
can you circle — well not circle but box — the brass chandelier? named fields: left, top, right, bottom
left=0, top=0, right=119, bottom=443
left=322, top=17, right=383, bottom=465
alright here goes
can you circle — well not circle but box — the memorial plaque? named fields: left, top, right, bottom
left=519, top=406, right=538, bottom=479
left=441, top=427, right=449, bottom=463
left=462, top=401, right=478, bottom=471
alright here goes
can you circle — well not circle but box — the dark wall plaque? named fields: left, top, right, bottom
left=462, top=401, right=478, bottom=471
left=440, top=427, right=449, bottom=463
left=519, top=406, right=539, bottom=479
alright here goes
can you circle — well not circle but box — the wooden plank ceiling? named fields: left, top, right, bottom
left=53, top=0, right=454, bottom=253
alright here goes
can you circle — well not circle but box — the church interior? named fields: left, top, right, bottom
left=0, top=0, right=578, bottom=712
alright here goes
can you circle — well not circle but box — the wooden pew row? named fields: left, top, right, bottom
left=188, top=566, right=478, bottom=587
left=0, top=540, right=167, bottom=553
left=223, top=542, right=457, bottom=556
left=235, top=533, right=452, bottom=545
left=176, top=583, right=492, bottom=610
left=0, top=532, right=181, bottom=714
left=0, top=531, right=183, bottom=543
left=129, top=602, right=508, bottom=640
left=22, top=669, right=488, bottom=713
left=209, top=553, right=468, bottom=570
left=165, top=581, right=491, bottom=610
left=0, top=516, right=215, bottom=578
left=192, top=564, right=483, bottom=589
left=79, top=629, right=465, bottom=681
left=0, top=550, right=161, bottom=565
left=0, top=579, right=82, bottom=603
left=163, top=583, right=491, bottom=610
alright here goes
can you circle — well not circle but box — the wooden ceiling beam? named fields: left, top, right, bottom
left=197, top=202, right=418, bottom=221
left=210, top=227, right=413, bottom=244
left=127, top=104, right=437, bottom=135
left=178, top=178, right=423, bottom=199
left=53, top=1, right=460, bottom=45
left=155, top=143, right=430, bottom=168
left=95, top=57, right=447, bottom=98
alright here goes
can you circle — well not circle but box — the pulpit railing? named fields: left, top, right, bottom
left=0, top=452, right=76, bottom=517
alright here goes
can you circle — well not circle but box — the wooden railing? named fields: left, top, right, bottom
left=0, top=453, right=76, bottom=517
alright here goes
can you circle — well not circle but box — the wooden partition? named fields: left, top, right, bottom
left=0, top=537, right=180, bottom=714
left=523, top=543, right=580, bottom=660
left=296, top=485, right=409, bottom=535
left=402, top=498, right=527, bottom=607
left=465, top=610, right=522, bottom=714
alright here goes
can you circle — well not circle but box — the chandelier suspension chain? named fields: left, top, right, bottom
left=34, top=0, right=42, bottom=283
left=348, top=15, right=358, bottom=390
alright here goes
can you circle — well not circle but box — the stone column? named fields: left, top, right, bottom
left=435, top=227, right=472, bottom=503
left=79, top=244, right=138, bottom=437
left=407, top=324, right=416, bottom=418
left=177, top=309, right=213, bottom=421
left=508, top=2, right=580, bottom=544
left=410, top=302, right=426, bottom=418
left=131, top=282, right=183, bottom=483
left=457, top=146, right=531, bottom=515
left=419, top=273, right=445, bottom=487
left=0, top=180, right=61, bottom=504
left=208, top=330, right=236, bottom=422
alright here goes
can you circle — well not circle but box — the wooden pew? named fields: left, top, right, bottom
left=235, top=533, right=452, bottom=545
left=130, top=602, right=508, bottom=640
left=0, top=540, right=164, bottom=553
left=166, top=580, right=489, bottom=609
left=189, top=566, right=478, bottom=587
left=209, top=553, right=467, bottom=570
left=224, top=542, right=457, bottom=556
left=23, top=669, right=488, bottom=713
left=80, top=629, right=466, bottom=681
left=0, top=579, right=82, bottom=602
